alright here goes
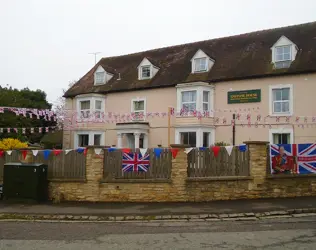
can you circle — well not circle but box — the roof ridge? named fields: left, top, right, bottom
left=99, top=21, right=316, bottom=62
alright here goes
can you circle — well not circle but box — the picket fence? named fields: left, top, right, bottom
left=187, top=147, right=250, bottom=177
left=0, top=150, right=86, bottom=181
left=103, top=148, right=172, bottom=180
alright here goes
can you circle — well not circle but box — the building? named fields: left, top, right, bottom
left=63, top=21, right=316, bottom=149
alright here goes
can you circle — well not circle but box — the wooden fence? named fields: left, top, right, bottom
left=103, top=149, right=172, bottom=180
left=0, top=150, right=86, bottom=181
left=187, top=147, right=250, bottom=177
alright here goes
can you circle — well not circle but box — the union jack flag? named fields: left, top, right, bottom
left=122, top=153, right=150, bottom=172
left=270, top=144, right=316, bottom=174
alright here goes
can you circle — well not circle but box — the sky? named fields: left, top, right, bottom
left=1, top=0, right=316, bottom=106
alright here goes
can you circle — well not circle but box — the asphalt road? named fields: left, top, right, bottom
left=0, top=216, right=316, bottom=249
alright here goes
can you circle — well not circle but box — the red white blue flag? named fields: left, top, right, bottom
left=270, top=144, right=316, bottom=174
left=122, top=153, right=150, bottom=172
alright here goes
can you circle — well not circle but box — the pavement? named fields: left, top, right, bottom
left=0, top=196, right=316, bottom=222
left=1, top=216, right=316, bottom=249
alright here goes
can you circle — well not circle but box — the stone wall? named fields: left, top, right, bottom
left=49, top=142, right=316, bottom=202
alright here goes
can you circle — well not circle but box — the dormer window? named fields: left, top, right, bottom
left=194, top=57, right=207, bottom=72
left=95, top=72, right=105, bottom=84
left=191, top=49, right=214, bottom=74
left=271, top=36, right=297, bottom=69
left=94, top=65, right=113, bottom=85
left=275, top=45, right=291, bottom=62
left=138, top=58, right=159, bottom=80
left=141, top=65, right=151, bottom=79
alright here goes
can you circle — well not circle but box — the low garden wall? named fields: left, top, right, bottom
left=49, top=142, right=316, bottom=202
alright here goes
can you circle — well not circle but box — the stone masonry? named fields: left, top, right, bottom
left=49, top=142, right=316, bottom=202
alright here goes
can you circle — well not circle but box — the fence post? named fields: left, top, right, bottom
left=83, top=146, right=104, bottom=201
left=244, top=141, right=269, bottom=190
left=170, top=144, right=189, bottom=201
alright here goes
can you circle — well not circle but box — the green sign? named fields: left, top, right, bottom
left=227, top=89, right=261, bottom=104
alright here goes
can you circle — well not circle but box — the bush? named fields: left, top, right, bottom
left=214, top=141, right=230, bottom=146
left=0, top=138, right=28, bottom=150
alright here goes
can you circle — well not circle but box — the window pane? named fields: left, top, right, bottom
left=273, top=102, right=281, bottom=112
left=203, top=103, right=208, bottom=111
left=180, top=132, right=189, bottom=145
left=95, top=72, right=105, bottom=84
left=203, top=132, right=210, bottom=147
left=190, top=91, right=197, bottom=101
left=188, top=132, right=196, bottom=147
left=194, top=58, right=207, bottom=72
left=283, top=46, right=291, bottom=54
left=141, top=66, right=150, bottom=78
left=272, top=133, right=290, bottom=144
left=80, top=101, right=90, bottom=110
left=95, top=100, right=102, bottom=110
left=183, top=103, right=196, bottom=112
left=134, top=101, right=144, bottom=111
left=282, top=101, right=289, bottom=112
left=182, top=92, right=190, bottom=102
left=281, top=88, right=289, bottom=100
left=284, top=53, right=291, bottom=60
left=78, top=134, right=89, bottom=147
left=273, top=89, right=282, bottom=101
left=94, top=134, right=101, bottom=146
left=276, top=47, right=283, bottom=55
left=203, top=91, right=209, bottom=102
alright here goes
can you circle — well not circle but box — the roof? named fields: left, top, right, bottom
left=64, top=21, right=316, bottom=98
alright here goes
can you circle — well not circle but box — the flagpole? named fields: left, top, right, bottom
left=168, top=107, right=171, bottom=147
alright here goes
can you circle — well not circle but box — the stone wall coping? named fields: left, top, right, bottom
left=186, top=176, right=253, bottom=182
left=266, top=174, right=316, bottom=179
left=243, top=141, right=269, bottom=145
left=170, top=144, right=191, bottom=149
left=50, top=179, right=87, bottom=183
left=100, top=178, right=172, bottom=184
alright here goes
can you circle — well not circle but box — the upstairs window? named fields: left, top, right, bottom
left=202, top=91, right=210, bottom=111
left=194, top=58, right=207, bottom=72
left=95, top=72, right=105, bottom=84
left=95, top=100, right=102, bottom=118
left=141, top=66, right=151, bottom=79
left=275, top=45, right=291, bottom=62
left=272, top=88, right=290, bottom=113
left=80, top=100, right=90, bottom=118
left=181, top=91, right=197, bottom=112
left=132, top=99, right=145, bottom=120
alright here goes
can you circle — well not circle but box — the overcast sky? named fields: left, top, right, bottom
left=1, top=0, right=316, bottom=106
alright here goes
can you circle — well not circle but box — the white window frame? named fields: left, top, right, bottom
left=176, top=84, right=214, bottom=116
left=269, top=128, right=294, bottom=144
left=269, top=84, right=293, bottom=116
left=74, top=131, right=105, bottom=147
left=202, top=90, right=210, bottom=112
left=275, top=45, right=292, bottom=62
left=175, top=127, right=215, bottom=147
left=140, top=65, right=151, bottom=79
left=181, top=90, right=197, bottom=112
left=131, top=97, right=146, bottom=121
left=76, top=95, right=105, bottom=120
left=94, top=66, right=107, bottom=85
left=194, top=57, right=207, bottom=72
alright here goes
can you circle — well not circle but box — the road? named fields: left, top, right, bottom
left=0, top=216, right=316, bottom=249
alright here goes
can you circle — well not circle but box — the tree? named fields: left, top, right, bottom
left=53, top=80, right=76, bottom=129
left=0, top=86, right=56, bottom=143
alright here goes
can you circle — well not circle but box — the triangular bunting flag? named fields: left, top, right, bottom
left=21, top=150, right=28, bottom=159
left=32, top=150, right=39, bottom=156
left=6, top=150, right=12, bottom=156
left=199, top=147, right=207, bottom=151
left=122, top=148, right=131, bottom=154
left=238, top=144, right=247, bottom=152
left=170, top=148, right=179, bottom=159
left=76, top=148, right=84, bottom=154
left=140, top=148, right=147, bottom=157
left=108, top=147, right=117, bottom=152
left=184, top=148, right=193, bottom=154
left=53, top=149, right=62, bottom=156
left=84, top=148, right=88, bottom=156
left=225, top=146, right=233, bottom=156
left=43, top=150, right=51, bottom=160
left=212, top=146, right=221, bottom=157
left=154, top=148, right=163, bottom=158
left=65, top=149, right=72, bottom=155
left=0, top=151, right=4, bottom=158
left=94, top=148, right=102, bottom=155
